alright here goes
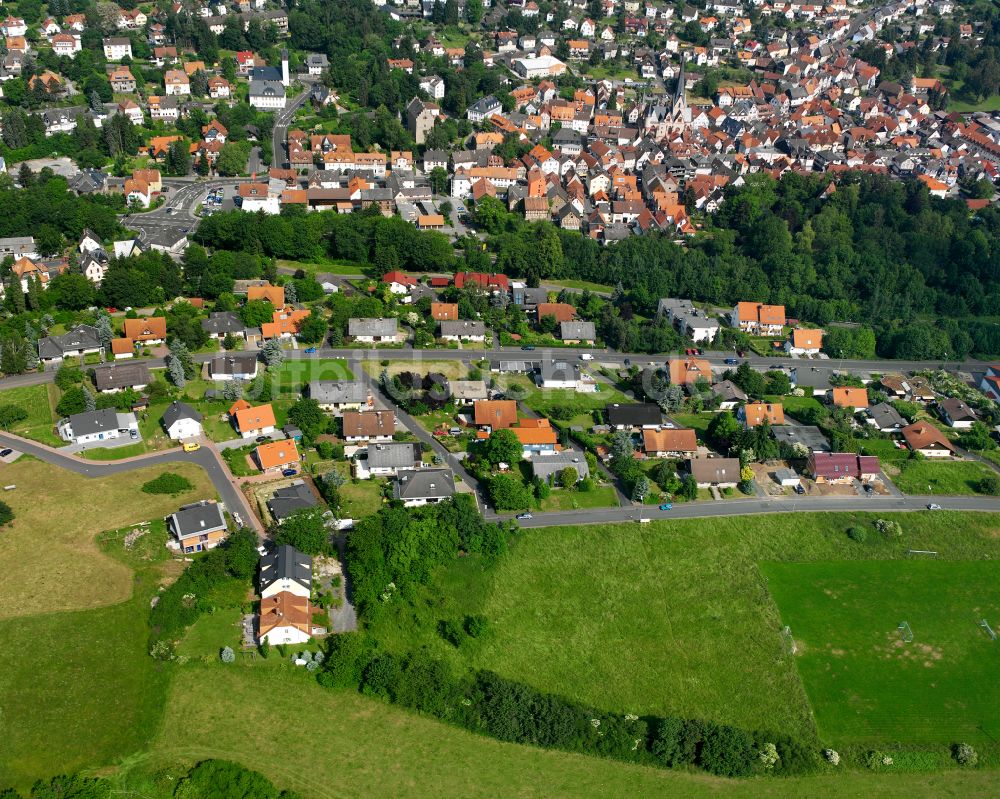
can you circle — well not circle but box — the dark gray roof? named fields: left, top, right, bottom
left=393, top=468, right=455, bottom=501
left=265, top=486, right=319, bottom=524
left=712, top=379, right=748, bottom=402
left=64, top=408, right=121, bottom=436
left=559, top=320, right=596, bottom=340
left=201, top=311, right=246, bottom=335
left=38, top=324, right=101, bottom=359
left=606, top=403, right=662, bottom=427
left=161, top=400, right=202, bottom=428
left=868, top=402, right=905, bottom=430
left=169, top=500, right=227, bottom=539
left=530, top=452, right=590, bottom=482
left=367, top=441, right=421, bottom=469
left=208, top=353, right=258, bottom=375
left=539, top=359, right=581, bottom=382
left=771, top=424, right=830, bottom=452
left=94, top=362, right=151, bottom=391
left=439, top=320, right=486, bottom=337
left=307, top=380, right=368, bottom=405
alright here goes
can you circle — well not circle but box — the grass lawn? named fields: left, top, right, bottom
left=80, top=441, right=150, bottom=460
left=767, top=394, right=825, bottom=419
left=851, top=437, right=910, bottom=463
left=222, top=445, right=258, bottom=476
left=367, top=511, right=1000, bottom=747
left=175, top=605, right=244, bottom=660
left=500, top=374, right=629, bottom=418
left=0, top=458, right=215, bottom=621
left=338, top=474, right=385, bottom=518
left=363, top=359, right=476, bottom=381
left=545, top=278, right=615, bottom=293
left=141, top=662, right=1000, bottom=799
left=276, top=258, right=370, bottom=276
left=671, top=411, right=715, bottom=439
left=538, top=483, right=619, bottom=511
left=889, top=459, right=997, bottom=496
left=273, top=358, right=353, bottom=395
left=0, top=383, right=63, bottom=446
left=763, top=560, right=1000, bottom=746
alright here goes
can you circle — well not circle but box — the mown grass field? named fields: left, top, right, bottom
left=0, top=458, right=215, bottom=620
left=0, top=383, right=63, bottom=445
left=889, top=459, right=997, bottom=496
left=367, top=511, right=1000, bottom=746
left=145, top=664, right=1000, bottom=799
left=274, top=358, right=353, bottom=395
left=764, top=560, right=1000, bottom=746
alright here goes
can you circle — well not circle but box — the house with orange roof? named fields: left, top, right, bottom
left=254, top=439, right=300, bottom=472
left=510, top=418, right=558, bottom=457
left=474, top=400, right=518, bottom=431
left=535, top=303, right=576, bottom=324
left=785, top=328, right=823, bottom=356
left=829, top=386, right=869, bottom=410
left=431, top=302, right=458, bottom=321
left=111, top=338, right=134, bottom=359
left=731, top=302, right=786, bottom=336
left=123, top=178, right=151, bottom=208
left=643, top=428, right=698, bottom=458
left=234, top=403, right=276, bottom=438
left=247, top=283, right=285, bottom=306
left=123, top=316, right=167, bottom=345
left=739, top=402, right=785, bottom=428
left=261, top=306, right=310, bottom=339
left=668, top=358, right=712, bottom=385
left=258, top=591, right=312, bottom=645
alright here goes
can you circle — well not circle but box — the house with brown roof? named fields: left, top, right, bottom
left=535, top=302, right=577, bottom=323
left=431, top=302, right=458, bottom=321
left=830, top=387, right=869, bottom=410
left=254, top=439, right=300, bottom=472
left=643, top=428, right=698, bottom=458
left=258, top=591, right=312, bottom=645
left=938, top=398, right=977, bottom=429
left=785, top=328, right=823, bottom=356
left=234, top=403, right=276, bottom=439
left=474, top=399, right=518, bottom=431
left=806, top=452, right=880, bottom=483
left=123, top=316, right=167, bottom=345
left=901, top=422, right=956, bottom=457
left=342, top=410, right=395, bottom=443
left=739, top=402, right=785, bottom=428
left=687, top=457, right=741, bottom=488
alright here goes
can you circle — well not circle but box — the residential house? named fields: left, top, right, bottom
left=712, top=379, right=747, bottom=410
left=450, top=380, right=489, bottom=402
left=258, top=591, right=312, bottom=645
left=234, top=403, right=277, bottom=439
left=167, top=500, right=228, bottom=554
left=643, top=428, right=698, bottom=458
left=348, top=318, right=399, bottom=343
left=830, top=386, right=869, bottom=410
left=110, top=338, right=134, bottom=359
left=93, top=362, right=151, bottom=393
left=474, top=400, right=518, bottom=431
left=109, top=66, right=137, bottom=93
left=307, top=381, right=370, bottom=414
left=656, top=298, right=719, bottom=342
left=938, top=398, right=977, bottom=429
left=342, top=410, right=395, bottom=443
left=254, top=439, right=300, bottom=472
left=535, top=302, right=577, bottom=323
left=901, top=422, right=956, bottom=457
left=37, top=324, right=102, bottom=363
left=247, top=283, right=285, bottom=305
left=261, top=306, right=310, bottom=339
left=208, top=353, right=259, bottom=381
left=559, top=320, right=596, bottom=343
left=530, top=451, right=590, bottom=483
left=606, top=403, right=662, bottom=429
left=806, top=453, right=880, bottom=482
left=363, top=441, right=422, bottom=477
left=739, top=402, right=785, bottom=428
left=785, top=328, right=823, bottom=356
left=431, top=302, right=459, bottom=321
left=668, top=358, right=712, bottom=385
left=393, top=468, right=455, bottom=507
left=259, top=544, right=312, bottom=598
left=510, top=418, right=559, bottom=457
left=730, top=302, right=786, bottom=336
left=201, top=311, right=247, bottom=340
left=439, top=320, right=486, bottom=342
left=772, top=424, right=830, bottom=454
left=867, top=402, right=905, bottom=432
left=123, top=317, right=166, bottom=345
left=687, top=457, right=741, bottom=488
left=161, top=401, right=203, bottom=440
left=57, top=408, right=138, bottom=445
left=102, top=37, right=132, bottom=61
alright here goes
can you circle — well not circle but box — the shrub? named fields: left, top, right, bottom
left=220, top=646, right=235, bottom=663
left=578, top=476, right=595, bottom=492
left=824, top=748, right=840, bottom=765
left=0, top=403, right=27, bottom=427
left=0, top=500, right=13, bottom=526
left=863, top=750, right=893, bottom=769
left=847, top=526, right=867, bottom=543
left=874, top=518, right=903, bottom=538
left=758, top=742, right=779, bottom=770
left=258, top=639, right=270, bottom=659
left=464, top=614, right=489, bottom=638
left=954, top=742, right=978, bottom=766
left=141, top=471, right=194, bottom=495
left=315, top=440, right=334, bottom=459
left=438, top=618, right=466, bottom=647
left=698, top=723, right=756, bottom=777
left=978, top=475, right=1000, bottom=496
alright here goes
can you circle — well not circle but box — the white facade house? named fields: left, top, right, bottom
left=249, top=79, right=286, bottom=109
left=161, top=401, right=204, bottom=440
left=259, top=544, right=312, bottom=600
left=102, top=37, right=133, bottom=61
left=57, top=409, right=138, bottom=445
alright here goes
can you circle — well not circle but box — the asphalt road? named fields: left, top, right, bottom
left=272, top=81, right=314, bottom=167
left=0, top=432, right=262, bottom=533
left=505, top=493, right=1000, bottom=528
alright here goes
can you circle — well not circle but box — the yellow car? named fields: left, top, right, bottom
left=182, top=442, right=201, bottom=452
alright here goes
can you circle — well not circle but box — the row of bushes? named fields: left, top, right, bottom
left=318, top=639, right=817, bottom=778
left=148, top=529, right=259, bottom=658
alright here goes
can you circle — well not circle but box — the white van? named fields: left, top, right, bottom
left=579, top=353, right=594, bottom=361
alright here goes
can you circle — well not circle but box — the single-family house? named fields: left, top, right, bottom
left=208, top=353, right=259, bottom=381
left=37, top=324, right=102, bottom=362
left=712, top=379, right=747, bottom=410
left=785, top=328, right=823, bottom=356
left=201, top=311, right=247, bottom=340
left=307, top=380, right=370, bottom=413
left=439, top=320, right=487, bottom=342
left=266, top=482, right=318, bottom=523
left=687, top=457, right=741, bottom=488
left=938, top=397, right=977, bottom=429
left=643, top=428, right=698, bottom=458
left=363, top=441, right=422, bottom=477
left=348, top=318, right=399, bottom=343
left=806, top=452, right=880, bottom=482
left=607, top=403, right=662, bottom=429
left=57, top=408, right=138, bottom=445
left=431, top=302, right=459, bottom=321
left=234, top=403, right=277, bottom=439
left=559, top=320, right=596, bottom=344
left=830, top=386, right=869, bottom=410
left=259, top=544, right=312, bottom=598
left=511, top=418, right=559, bottom=457
left=342, top=410, right=395, bottom=443
left=474, top=400, right=518, bottom=431
left=731, top=302, right=786, bottom=336
left=93, top=362, right=151, bottom=392
left=530, top=451, right=590, bottom=483
left=668, top=358, right=712, bottom=385
left=161, top=401, right=203, bottom=440
left=254, top=439, right=300, bottom=472
left=867, top=402, right=905, bottom=432
left=123, top=316, right=167, bottom=345
left=258, top=591, right=312, bottom=645
left=901, top=422, right=956, bottom=457
left=167, top=500, right=228, bottom=554
left=739, top=402, right=785, bottom=428
left=394, top=468, right=455, bottom=507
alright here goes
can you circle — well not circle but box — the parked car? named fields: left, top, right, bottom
left=736, top=349, right=746, bottom=357
left=182, top=442, right=201, bottom=452
left=0, top=449, right=12, bottom=457
left=580, top=353, right=593, bottom=361
left=658, top=503, right=673, bottom=511
left=515, top=512, right=533, bottom=520
left=793, top=484, right=805, bottom=495
left=623, top=358, right=630, bottom=366
left=256, top=435, right=269, bottom=443
left=129, top=429, right=139, bottom=440
left=521, top=345, right=536, bottom=351
left=725, top=358, right=739, bottom=366
left=282, top=468, right=297, bottom=477
left=304, top=347, right=317, bottom=354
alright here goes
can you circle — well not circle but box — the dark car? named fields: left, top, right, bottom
left=793, top=484, right=805, bottom=495
left=623, top=358, right=631, bottom=366
left=725, top=358, right=739, bottom=366
left=281, top=468, right=297, bottom=477
left=521, top=345, right=536, bottom=351
left=256, top=436, right=269, bottom=443
left=0, top=449, right=11, bottom=457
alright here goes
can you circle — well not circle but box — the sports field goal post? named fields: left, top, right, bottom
left=981, top=619, right=998, bottom=641
left=898, top=621, right=914, bottom=643
left=906, top=549, right=938, bottom=558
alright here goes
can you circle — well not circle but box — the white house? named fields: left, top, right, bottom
left=161, top=401, right=204, bottom=440
left=259, top=544, right=312, bottom=600
left=102, top=37, right=133, bottom=61
left=785, top=328, right=823, bottom=356
left=393, top=468, right=455, bottom=507
left=258, top=591, right=312, bottom=645
left=57, top=408, right=138, bottom=445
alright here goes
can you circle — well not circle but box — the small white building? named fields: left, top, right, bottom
left=161, top=401, right=204, bottom=440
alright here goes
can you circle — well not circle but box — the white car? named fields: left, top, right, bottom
left=579, top=353, right=593, bottom=361
left=927, top=503, right=943, bottom=511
